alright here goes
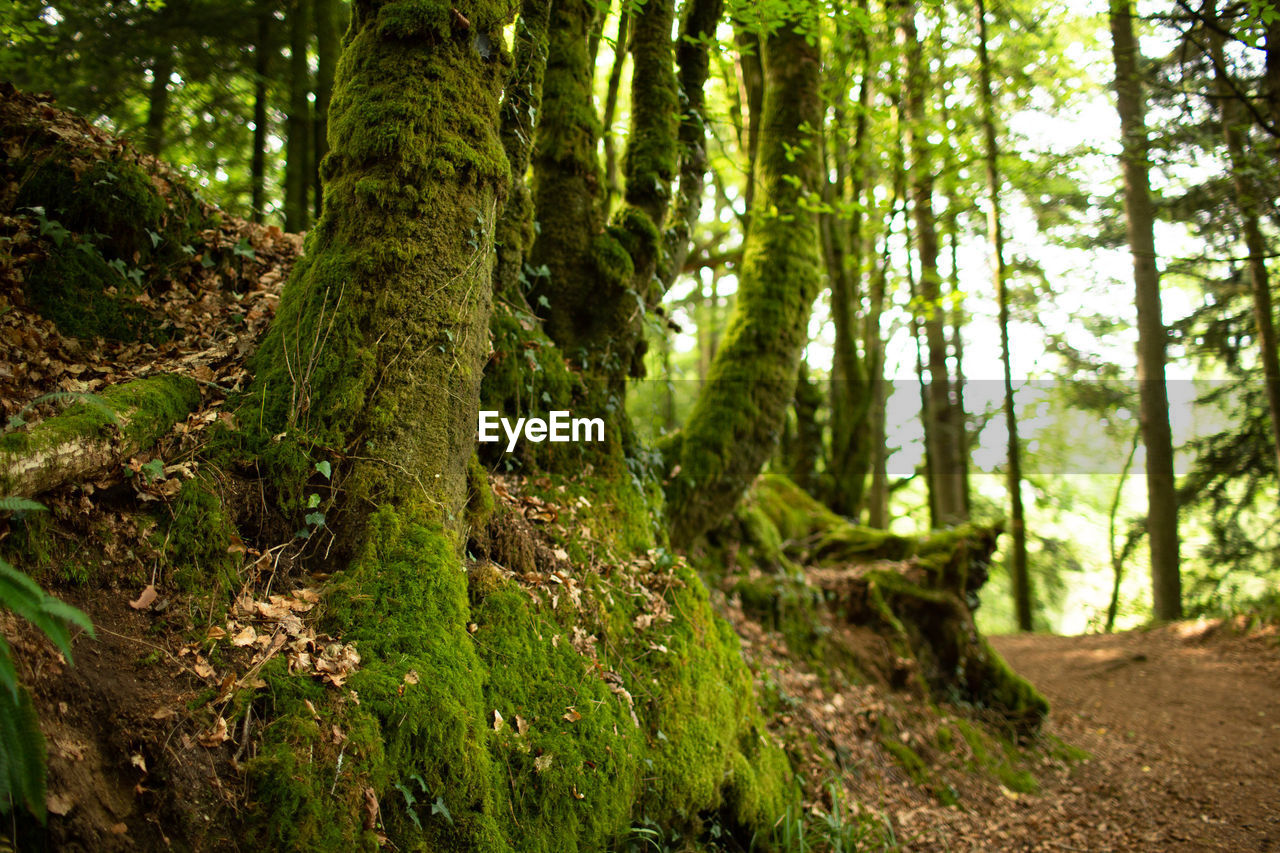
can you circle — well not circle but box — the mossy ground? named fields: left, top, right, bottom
left=240, top=494, right=789, bottom=851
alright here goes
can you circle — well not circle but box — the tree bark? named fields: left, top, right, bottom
left=977, top=0, right=1031, bottom=631
left=493, top=0, right=553, bottom=303
left=312, top=0, right=339, bottom=220
left=284, top=0, right=311, bottom=232
left=825, top=0, right=875, bottom=518
left=664, top=14, right=824, bottom=548
left=249, top=0, right=512, bottom=537
left=250, top=8, right=273, bottom=224
left=144, top=47, right=174, bottom=156
left=659, top=0, right=725, bottom=290
left=898, top=0, right=966, bottom=527
left=1206, top=2, right=1280, bottom=483
left=1110, top=0, right=1181, bottom=620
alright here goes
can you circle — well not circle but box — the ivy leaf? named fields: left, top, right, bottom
left=315, top=460, right=332, bottom=480
left=431, top=795, right=453, bottom=826
left=140, top=458, right=165, bottom=483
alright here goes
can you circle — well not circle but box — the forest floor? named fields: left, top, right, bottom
left=921, top=622, right=1280, bottom=852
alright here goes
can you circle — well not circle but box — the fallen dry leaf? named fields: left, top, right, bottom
left=129, top=585, right=158, bottom=610
left=46, top=792, right=75, bottom=816
left=198, top=716, right=229, bottom=747
left=562, top=707, right=582, bottom=723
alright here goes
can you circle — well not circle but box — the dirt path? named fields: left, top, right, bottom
left=984, top=623, right=1280, bottom=852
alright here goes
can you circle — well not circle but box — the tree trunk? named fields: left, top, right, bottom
left=601, top=9, right=630, bottom=213
left=284, top=0, right=311, bottom=232
left=249, top=0, right=511, bottom=539
left=250, top=8, right=272, bottom=224
left=977, top=0, right=1031, bottom=631
left=493, top=0, right=553, bottom=303
left=311, top=0, right=339, bottom=221
left=664, top=13, right=824, bottom=548
left=0, top=376, right=200, bottom=499
left=145, top=47, right=174, bottom=156
left=899, top=0, right=966, bottom=527
left=734, top=28, right=764, bottom=224
left=1109, top=0, right=1181, bottom=620
left=1206, top=3, right=1280, bottom=482
left=659, top=0, right=725, bottom=289
left=826, top=4, right=875, bottom=518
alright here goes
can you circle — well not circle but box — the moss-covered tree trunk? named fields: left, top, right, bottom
left=493, top=0, right=552, bottom=304
left=249, top=0, right=512, bottom=540
left=663, top=14, right=823, bottom=549
left=660, top=0, right=725, bottom=288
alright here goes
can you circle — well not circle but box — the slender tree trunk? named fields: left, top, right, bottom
left=660, top=0, right=725, bottom=288
left=865, top=216, right=894, bottom=529
left=899, top=0, right=966, bottom=526
left=977, top=0, right=1031, bottom=631
left=1206, top=4, right=1280, bottom=481
left=250, top=8, right=273, bottom=224
left=664, top=13, right=824, bottom=548
left=312, top=0, right=339, bottom=221
left=1267, top=15, right=1280, bottom=146
left=826, top=1, right=876, bottom=517
left=145, top=47, right=174, bottom=156
left=1110, top=0, right=1181, bottom=620
left=493, top=0, right=553, bottom=303
left=1106, top=429, right=1141, bottom=633
left=284, top=0, right=311, bottom=232
left=601, top=9, right=630, bottom=212
left=734, top=28, right=764, bottom=225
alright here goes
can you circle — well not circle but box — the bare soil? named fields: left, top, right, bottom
left=975, top=623, right=1280, bottom=852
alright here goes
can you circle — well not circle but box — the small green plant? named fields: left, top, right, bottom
left=297, top=460, right=332, bottom=539
left=392, top=773, right=452, bottom=830
left=0, top=497, right=95, bottom=819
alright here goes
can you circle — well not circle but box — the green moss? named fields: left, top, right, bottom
left=663, top=20, right=824, bottom=548
left=863, top=569, right=1048, bottom=734
left=466, top=453, right=495, bottom=531
left=21, top=239, right=163, bottom=342
left=749, top=474, right=843, bottom=544
left=244, top=0, right=515, bottom=532
left=953, top=719, right=1038, bottom=794
left=12, top=154, right=205, bottom=264
left=883, top=738, right=930, bottom=786
left=248, top=507, right=789, bottom=849
left=620, top=0, right=678, bottom=225
left=0, top=374, right=202, bottom=494
left=160, top=478, right=237, bottom=591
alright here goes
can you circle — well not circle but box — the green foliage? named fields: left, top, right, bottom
left=0, top=498, right=95, bottom=820
left=766, top=781, right=899, bottom=852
